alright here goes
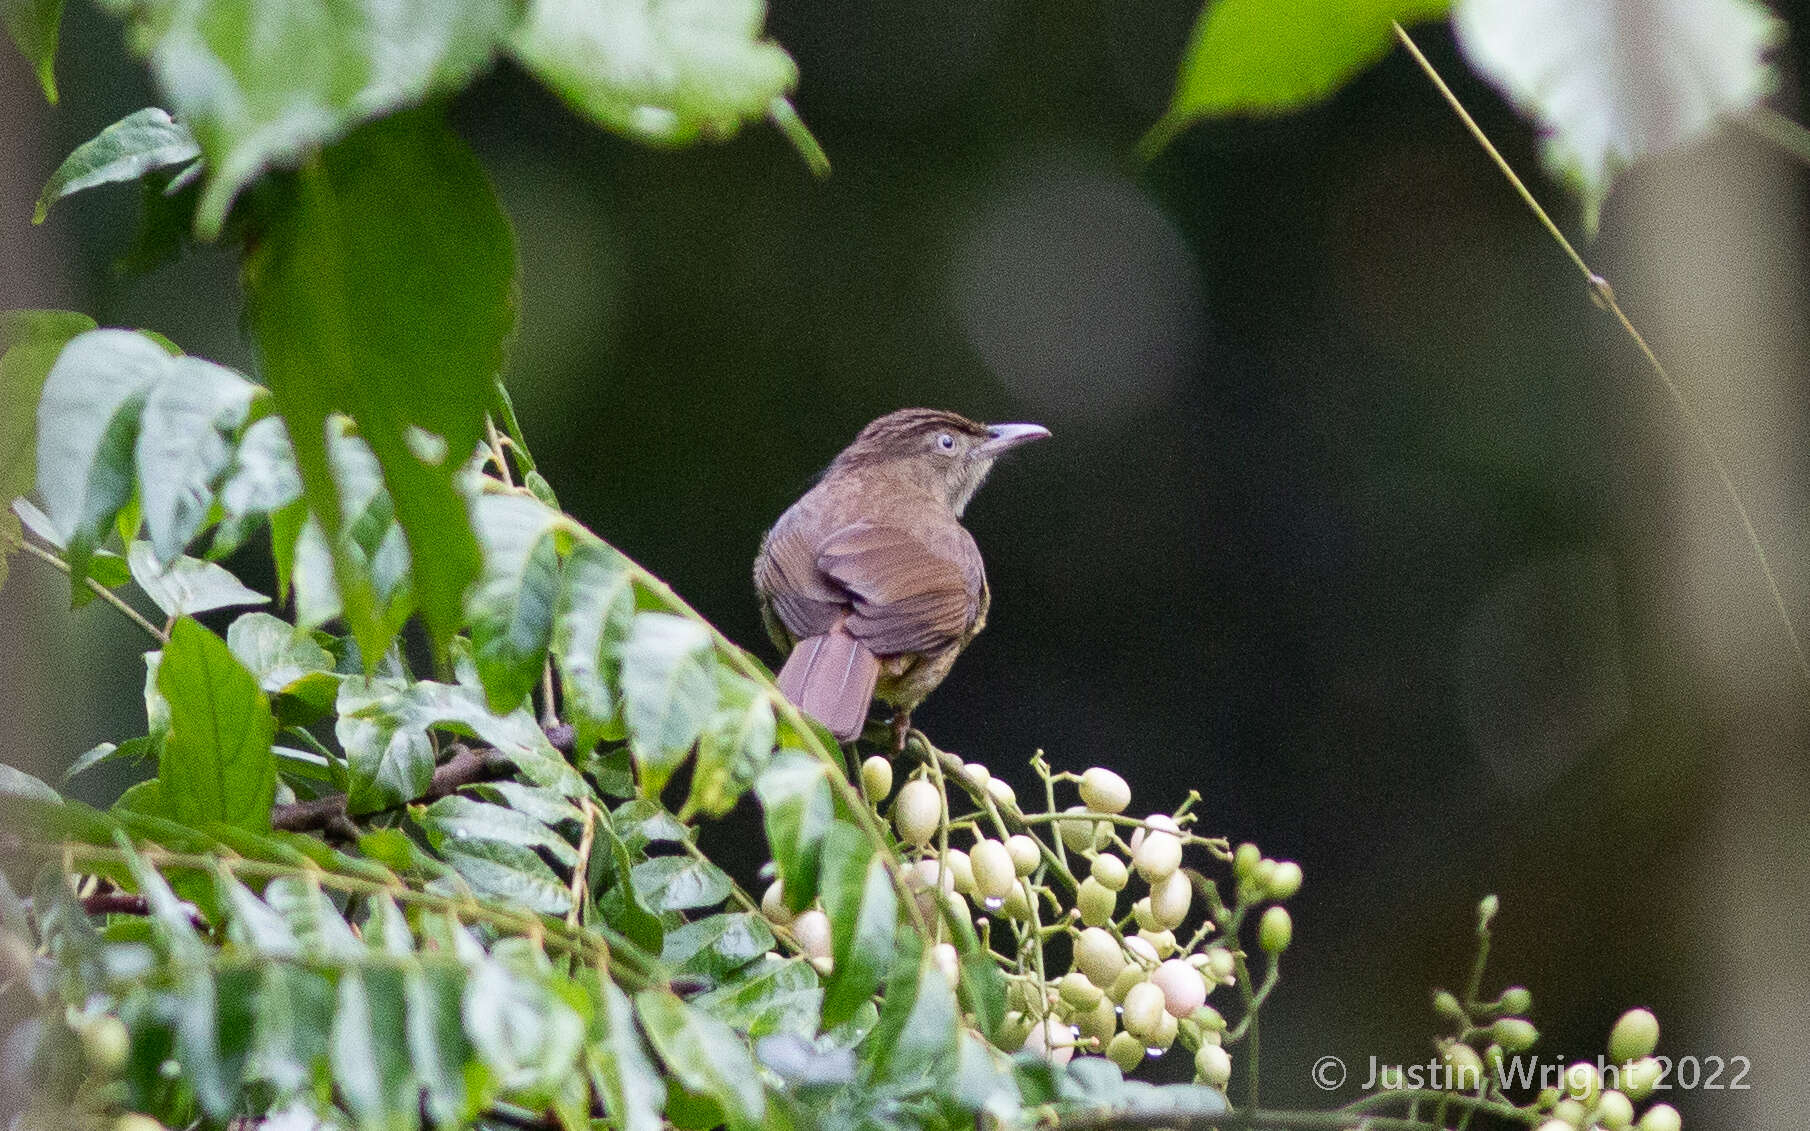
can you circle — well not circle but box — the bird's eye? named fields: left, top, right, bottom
left=936, top=433, right=956, bottom=451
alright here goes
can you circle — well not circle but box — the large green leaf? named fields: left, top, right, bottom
left=156, top=617, right=278, bottom=830
left=332, top=967, right=419, bottom=1131
left=2, top=0, right=62, bottom=101
left=816, top=824, right=897, bottom=1029
left=441, top=837, right=573, bottom=914
left=508, top=0, right=796, bottom=148
left=586, top=977, right=665, bottom=1131
left=630, top=854, right=731, bottom=912
left=635, top=990, right=767, bottom=1131
left=1454, top=0, right=1783, bottom=228
left=554, top=538, right=636, bottom=753
left=469, top=492, right=571, bottom=713
left=133, top=355, right=257, bottom=561
left=1143, top=0, right=1451, bottom=154
left=418, top=795, right=579, bottom=868
left=34, top=108, right=201, bottom=224
left=245, top=111, right=515, bottom=660
left=661, top=911, right=774, bottom=982
left=128, top=543, right=269, bottom=617
left=619, top=611, right=718, bottom=794
left=121, top=0, right=514, bottom=236
left=686, top=669, right=776, bottom=819
left=753, top=752, right=833, bottom=911
left=0, top=310, right=94, bottom=594
left=336, top=676, right=435, bottom=815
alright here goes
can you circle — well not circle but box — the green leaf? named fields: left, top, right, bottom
left=418, top=795, right=579, bottom=868
left=661, top=912, right=774, bottom=982
left=753, top=752, right=832, bottom=911
left=630, top=854, right=731, bottom=913
left=816, top=825, right=896, bottom=1029
left=635, top=990, right=767, bottom=1131
left=508, top=0, right=797, bottom=148
left=1454, top=0, right=1783, bottom=229
left=245, top=112, right=514, bottom=659
left=1142, top=0, right=1452, bottom=155
left=226, top=610, right=336, bottom=694
left=335, top=676, right=435, bottom=814
left=124, top=0, right=515, bottom=237
left=585, top=976, right=665, bottom=1131
left=406, top=962, right=474, bottom=1126
left=0, top=761, right=62, bottom=804
left=554, top=538, right=636, bottom=753
left=463, top=945, right=587, bottom=1093
left=34, top=108, right=201, bottom=224
left=689, top=955, right=822, bottom=1039
left=248, top=963, right=334, bottom=1099
left=687, top=670, right=776, bottom=819
left=33, top=329, right=161, bottom=586
left=215, top=416, right=302, bottom=556
left=442, top=838, right=573, bottom=915
left=1, top=310, right=93, bottom=507
left=134, top=354, right=257, bottom=561
left=596, top=812, right=664, bottom=953
left=128, top=542, right=269, bottom=617
left=619, top=612, right=718, bottom=794
left=470, top=492, right=570, bottom=713
left=864, top=932, right=957, bottom=1085
left=332, top=967, right=419, bottom=1131
left=156, top=616, right=278, bottom=830
left=1, top=0, right=62, bottom=101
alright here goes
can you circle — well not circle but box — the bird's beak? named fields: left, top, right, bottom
left=980, top=422, right=1051, bottom=456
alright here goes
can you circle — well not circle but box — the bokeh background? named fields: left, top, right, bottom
left=5, top=3, right=1810, bottom=1127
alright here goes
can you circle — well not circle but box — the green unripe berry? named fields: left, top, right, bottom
left=1195, top=1003, right=1227, bottom=1031
left=113, top=1117, right=165, bottom=1131
left=1550, top=1098, right=1586, bottom=1127
left=1267, top=860, right=1303, bottom=901
left=1637, top=1103, right=1681, bottom=1131
left=1499, top=986, right=1533, bottom=1014
left=81, top=1016, right=129, bottom=1073
left=1136, top=928, right=1177, bottom=957
left=1233, top=842, right=1261, bottom=878
left=960, top=761, right=991, bottom=790
left=1090, top=853, right=1129, bottom=891
left=1121, top=982, right=1167, bottom=1042
left=1059, top=971, right=1103, bottom=1010
left=892, top=779, right=940, bottom=846
left=1608, top=1007, right=1659, bottom=1064
left=971, top=839, right=1017, bottom=902
left=1535, top=1121, right=1574, bottom=1131
left=946, top=848, right=975, bottom=895
left=1132, top=896, right=1160, bottom=932
left=1149, top=1010, right=1178, bottom=1051
left=1106, top=1031, right=1145, bottom=1073
left=1563, top=1062, right=1601, bottom=1104
left=1440, top=1042, right=1484, bottom=1090
left=1006, top=834, right=1041, bottom=876
left=1594, top=1089, right=1634, bottom=1130
left=760, top=880, right=794, bottom=926
left=1258, top=906, right=1292, bottom=953
left=1205, top=946, right=1236, bottom=983
left=1535, top=1087, right=1561, bottom=1110
left=1058, top=806, right=1103, bottom=853
left=1621, top=1056, right=1662, bottom=1101
left=1079, top=767, right=1132, bottom=814
left=1195, top=1042, right=1232, bottom=1088
left=1077, top=876, right=1117, bottom=926
left=1492, top=1017, right=1539, bottom=1053
left=1074, top=927, right=1124, bottom=988
left=1432, top=990, right=1463, bottom=1021
left=860, top=756, right=893, bottom=801
left=1107, top=962, right=1146, bottom=1003
left=1001, top=881, right=1032, bottom=920
left=986, top=776, right=1016, bottom=808
left=1077, top=994, right=1118, bottom=1044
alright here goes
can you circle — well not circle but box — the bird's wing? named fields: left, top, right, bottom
left=815, top=521, right=983, bottom=657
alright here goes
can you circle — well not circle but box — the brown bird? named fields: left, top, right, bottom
left=754, top=409, right=1049, bottom=745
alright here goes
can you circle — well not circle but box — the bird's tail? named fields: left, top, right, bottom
left=777, top=622, right=880, bottom=743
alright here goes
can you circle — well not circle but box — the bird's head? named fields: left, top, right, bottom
left=831, top=408, right=1050, bottom=516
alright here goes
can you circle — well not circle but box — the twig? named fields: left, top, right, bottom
left=271, top=744, right=520, bottom=836
left=1392, top=22, right=1810, bottom=694
left=12, top=537, right=167, bottom=643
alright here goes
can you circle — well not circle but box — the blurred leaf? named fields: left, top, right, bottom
left=687, top=670, right=775, bottom=819
left=816, top=825, right=895, bottom=1029
left=32, top=329, right=161, bottom=587
left=215, top=417, right=302, bottom=557
left=1, top=310, right=93, bottom=511
left=753, top=752, right=832, bottom=911
left=463, top=947, right=586, bottom=1093
left=864, top=934, right=956, bottom=1085
left=249, top=963, right=334, bottom=1099
left=124, top=0, right=514, bottom=236
left=586, top=976, right=665, bottom=1131
left=508, top=0, right=797, bottom=148
left=418, top=794, right=579, bottom=868
left=33, top=108, right=200, bottom=224
left=65, top=734, right=154, bottom=780
left=635, top=990, right=766, bottom=1131
left=1454, top=0, right=1783, bottom=228
left=554, top=538, right=636, bottom=753
left=332, top=967, right=419, bottom=1131
left=128, top=543, right=268, bottom=617
left=406, top=962, right=473, bottom=1127
left=470, top=493, right=570, bottom=712
left=116, top=162, right=202, bottom=277
left=245, top=112, right=514, bottom=658
left=631, top=854, right=731, bottom=913
left=156, top=617, right=278, bottom=830
left=619, top=612, right=718, bottom=795
left=597, top=813, right=664, bottom=952
left=1, top=0, right=61, bottom=101
left=661, top=911, right=774, bottom=982
left=133, top=354, right=257, bottom=561
left=1143, top=0, right=1450, bottom=154
left=690, top=955, right=822, bottom=1039
left=0, top=761, right=61, bottom=804
left=336, top=676, right=434, bottom=814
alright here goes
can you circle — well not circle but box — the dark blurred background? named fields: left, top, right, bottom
left=6, top=3, right=1810, bottom=1127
